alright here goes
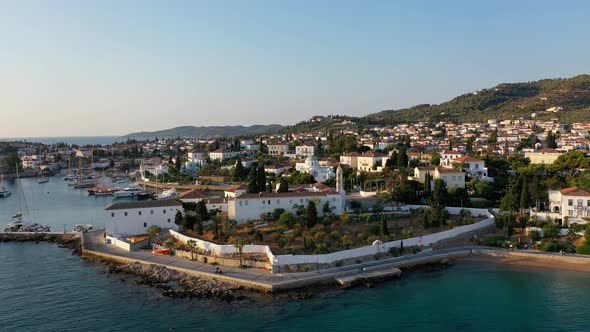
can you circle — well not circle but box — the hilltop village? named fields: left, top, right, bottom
left=2, top=117, right=590, bottom=266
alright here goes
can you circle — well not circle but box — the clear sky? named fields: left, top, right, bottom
left=1, top=0, right=589, bottom=137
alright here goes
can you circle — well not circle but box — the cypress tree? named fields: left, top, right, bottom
left=257, top=164, right=266, bottom=193
left=520, top=176, right=529, bottom=211
left=305, top=201, right=318, bottom=229
left=277, top=178, right=289, bottom=193
left=233, top=157, right=245, bottom=181
left=247, top=167, right=258, bottom=193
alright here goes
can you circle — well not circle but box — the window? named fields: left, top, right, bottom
left=277, top=199, right=280, bottom=204
left=168, top=219, right=171, bottom=223
left=163, top=210, right=166, bottom=214
left=587, top=200, right=590, bottom=206
left=111, top=213, right=115, bottom=217
left=143, top=222, right=147, bottom=227
left=150, top=210, right=154, bottom=215
left=138, top=211, right=142, bottom=216
left=239, top=201, right=243, bottom=207
left=124, top=212, right=128, bottom=216
left=568, top=199, right=573, bottom=206
left=475, top=164, right=479, bottom=169
left=245, top=200, right=248, bottom=206
left=578, top=199, right=583, bottom=207
left=569, top=210, right=574, bottom=216
left=268, top=200, right=271, bottom=205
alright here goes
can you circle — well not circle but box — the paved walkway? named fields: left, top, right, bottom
left=83, top=230, right=483, bottom=291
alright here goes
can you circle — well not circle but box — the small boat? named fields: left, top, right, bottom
left=152, top=244, right=170, bottom=255
left=37, top=171, right=49, bottom=184
left=73, top=224, right=93, bottom=232
left=0, top=186, right=11, bottom=198
left=73, top=181, right=98, bottom=189
left=113, top=185, right=143, bottom=198
left=0, top=166, right=11, bottom=198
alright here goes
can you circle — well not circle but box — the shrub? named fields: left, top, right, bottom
left=575, top=244, right=590, bottom=255
left=252, top=230, right=264, bottom=242
left=538, top=239, right=565, bottom=252
left=485, top=235, right=505, bottom=247
left=369, top=224, right=381, bottom=236
left=389, top=246, right=401, bottom=256
left=293, top=228, right=303, bottom=237
left=277, top=238, right=286, bottom=248
left=542, top=223, right=560, bottom=238
left=278, top=212, right=297, bottom=228
left=366, top=235, right=380, bottom=244
left=334, top=260, right=343, bottom=267
left=528, top=230, right=541, bottom=242
left=271, top=208, right=286, bottom=221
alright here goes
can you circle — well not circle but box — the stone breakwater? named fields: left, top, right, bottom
left=0, top=233, right=81, bottom=255
left=106, top=261, right=251, bottom=302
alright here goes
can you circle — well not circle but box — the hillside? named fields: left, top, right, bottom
left=127, top=124, right=283, bottom=138
left=366, top=74, right=590, bottom=124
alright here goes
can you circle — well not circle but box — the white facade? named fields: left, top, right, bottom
left=104, top=200, right=183, bottom=237
left=228, top=191, right=345, bottom=223
left=546, top=187, right=590, bottom=223
left=209, top=149, right=239, bottom=161
left=268, top=144, right=289, bottom=156
left=295, top=144, right=316, bottom=157
left=295, top=155, right=335, bottom=182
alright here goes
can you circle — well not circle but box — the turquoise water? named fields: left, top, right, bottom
left=0, top=242, right=589, bottom=331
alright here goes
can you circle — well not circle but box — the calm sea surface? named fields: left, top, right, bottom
left=1, top=179, right=590, bottom=331
left=0, top=136, right=130, bottom=146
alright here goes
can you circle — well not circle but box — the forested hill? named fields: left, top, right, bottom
left=127, top=125, right=283, bottom=138
left=366, top=75, right=590, bottom=124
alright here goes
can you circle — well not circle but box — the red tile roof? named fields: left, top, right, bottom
left=560, top=187, right=590, bottom=197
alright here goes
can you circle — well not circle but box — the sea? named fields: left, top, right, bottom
left=1, top=178, right=590, bottom=331
left=0, top=136, right=147, bottom=146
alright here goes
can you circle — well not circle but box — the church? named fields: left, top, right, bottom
left=295, top=155, right=336, bottom=182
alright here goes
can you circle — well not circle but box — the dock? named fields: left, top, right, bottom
left=335, top=267, right=402, bottom=288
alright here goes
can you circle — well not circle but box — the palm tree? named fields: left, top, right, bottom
left=187, top=239, right=197, bottom=260
left=234, top=239, right=246, bottom=267
left=147, top=225, right=161, bottom=248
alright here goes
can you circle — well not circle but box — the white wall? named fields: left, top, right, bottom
left=228, top=193, right=345, bottom=223
left=105, top=206, right=181, bottom=237
left=171, top=206, right=494, bottom=271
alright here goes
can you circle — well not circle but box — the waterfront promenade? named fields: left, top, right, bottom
left=82, top=230, right=590, bottom=292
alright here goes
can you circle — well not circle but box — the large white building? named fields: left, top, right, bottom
left=295, top=144, right=317, bottom=157
left=209, top=148, right=239, bottom=161
left=268, top=144, right=289, bottom=156
left=451, top=156, right=491, bottom=181
left=411, top=166, right=466, bottom=189
left=295, top=155, right=335, bottom=182
left=104, top=199, right=183, bottom=237
left=542, top=187, right=590, bottom=225
left=228, top=166, right=346, bottom=223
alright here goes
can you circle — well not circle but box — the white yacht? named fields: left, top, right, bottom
left=157, top=188, right=179, bottom=200
left=112, top=185, right=143, bottom=198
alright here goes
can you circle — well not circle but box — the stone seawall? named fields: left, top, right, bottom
left=0, top=232, right=81, bottom=254
left=82, top=249, right=274, bottom=293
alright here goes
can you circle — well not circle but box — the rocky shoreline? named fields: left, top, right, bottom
left=95, top=260, right=316, bottom=303
left=0, top=233, right=82, bottom=255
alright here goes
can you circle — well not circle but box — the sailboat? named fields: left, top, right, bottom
left=4, top=164, right=51, bottom=232
left=0, top=165, right=12, bottom=198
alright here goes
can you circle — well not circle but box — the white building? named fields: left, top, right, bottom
left=268, top=144, right=289, bottom=156
left=440, top=150, right=464, bottom=166
left=295, top=155, right=335, bottom=182
left=228, top=191, right=344, bottom=223
left=209, top=148, right=239, bottom=161
left=543, top=187, right=590, bottom=224
left=295, top=144, right=317, bottom=157
left=411, top=166, right=466, bottom=189
left=451, top=156, right=491, bottom=181
left=104, top=200, right=183, bottom=237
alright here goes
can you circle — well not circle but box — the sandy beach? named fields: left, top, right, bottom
left=459, top=253, right=590, bottom=273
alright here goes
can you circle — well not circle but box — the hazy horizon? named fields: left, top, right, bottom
left=2, top=0, right=589, bottom=137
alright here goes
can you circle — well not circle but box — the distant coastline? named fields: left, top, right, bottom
left=0, top=136, right=148, bottom=146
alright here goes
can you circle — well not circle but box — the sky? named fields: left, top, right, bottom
left=1, top=0, right=589, bottom=137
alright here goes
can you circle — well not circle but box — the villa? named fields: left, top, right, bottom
left=104, top=199, right=183, bottom=237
